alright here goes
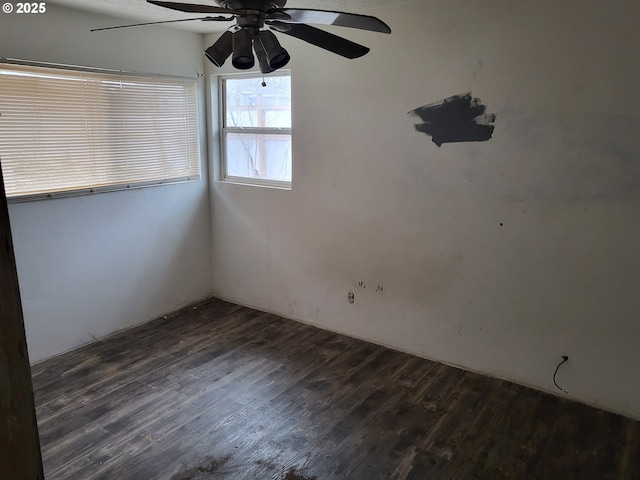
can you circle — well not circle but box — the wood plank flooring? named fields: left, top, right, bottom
left=32, top=298, right=640, bottom=479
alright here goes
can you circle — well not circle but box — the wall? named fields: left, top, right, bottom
left=0, top=5, right=212, bottom=362
left=205, top=0, right=640, bottom=419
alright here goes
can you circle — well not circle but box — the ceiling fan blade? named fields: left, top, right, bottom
left=268, top=22, right=370, bottom=59
left=267, top=8, right=390, bottom=34
left=147, top=0, right=237, bottom=14
left=91, top=16, right=232, bottom=32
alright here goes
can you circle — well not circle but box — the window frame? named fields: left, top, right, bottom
left=218, top=71, right=292, bottom=189
left=0, top=58, right=201, bottom=203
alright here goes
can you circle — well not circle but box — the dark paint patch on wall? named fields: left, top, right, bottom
left=409, top=93, right=496, bottom=147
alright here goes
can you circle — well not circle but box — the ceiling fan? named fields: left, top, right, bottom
left=93, top=0, right=391, bottom=73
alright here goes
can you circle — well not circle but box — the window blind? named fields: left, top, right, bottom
left=0, top=62, right=200, bottom=200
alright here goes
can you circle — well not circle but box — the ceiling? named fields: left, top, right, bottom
left=48, top=0, right=401, bottom=33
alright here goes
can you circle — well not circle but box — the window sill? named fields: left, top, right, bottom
left=6, top=176, right=201, bottom=203
left=217, top=177, right=291, bottom=191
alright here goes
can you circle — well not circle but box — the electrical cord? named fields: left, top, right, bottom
left=553, top=355, right=569, bottom=394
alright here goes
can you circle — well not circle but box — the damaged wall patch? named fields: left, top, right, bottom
left=409, top=93, right=496, bottom=147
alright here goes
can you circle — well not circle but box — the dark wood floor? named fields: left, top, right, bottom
left=32, top=298, right=640, bottom=480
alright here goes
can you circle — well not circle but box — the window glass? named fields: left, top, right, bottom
left=221, top=74, right=292, bottom=187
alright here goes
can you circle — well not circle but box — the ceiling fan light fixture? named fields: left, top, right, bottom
left=258, top=30, right=290, bottom=69
left=232, top=29, right=256, bottom=70
left=204, top=30, right=233, bottom=67
left=254, top=39, right=276, bottom=74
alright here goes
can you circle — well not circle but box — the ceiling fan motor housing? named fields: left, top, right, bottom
left=216, top=0, right=287, bottom=12
left=236, top=13, right=264, bottom=29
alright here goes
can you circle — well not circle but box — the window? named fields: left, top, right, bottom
left=220, top=73, right=291, bottom=188
left=0, top=61, right=200, bottom=201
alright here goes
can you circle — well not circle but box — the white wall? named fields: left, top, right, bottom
left=206, top=0, right=640, bottom=419
left=1, top=5, right=212, bottom=362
